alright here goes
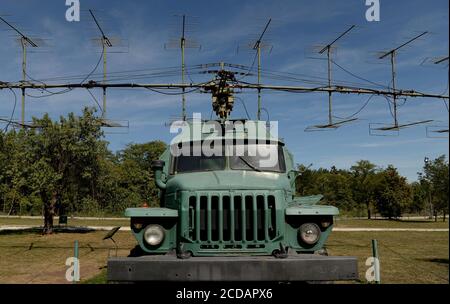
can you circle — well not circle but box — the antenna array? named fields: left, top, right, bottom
left=305, top=25, right=356, bottom=131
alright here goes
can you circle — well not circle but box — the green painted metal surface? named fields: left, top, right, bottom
left=125, top=207, right=178, bottom=217
left=285, top=205, right=339, bottom=216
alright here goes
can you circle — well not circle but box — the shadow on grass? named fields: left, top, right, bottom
left=418, top=258, right=449, bottom=264
left=0, top=226, right=96, bottom=235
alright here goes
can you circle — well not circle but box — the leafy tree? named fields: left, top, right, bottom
left=26, top=108, right=104, bottom=233
left=350, top=160, right=377, bottom=219
left=316, top=171, right=354, bottom=211
left=409, top=181, right=427, bottom=214
left=419, top=155, right=449, bottom=221
left=374, top=165, right=412, bottom=219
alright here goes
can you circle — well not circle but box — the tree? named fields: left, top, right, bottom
left=26, top=108, right=104, bottom=233
left=409, top=181, right=427, bottom=214
left=316, top=171, right=354, bottom=211
left=350, top=160, right=377, bottom=219
left=419, top=155, right=449, bottom=222
left=116, top=141, right=167, bottom=207
left=374, top=165, right=412, bottom=219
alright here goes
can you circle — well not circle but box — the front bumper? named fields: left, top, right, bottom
left=107, top=254, right=358, bottom=282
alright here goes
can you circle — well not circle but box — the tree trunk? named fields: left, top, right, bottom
left=443, top=212, right=446, bottom=222
left=367, top=202, right=371, bottom=220
left=42, top=192, right=57, bottom=234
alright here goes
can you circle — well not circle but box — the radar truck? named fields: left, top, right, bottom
left=107, top=119, right=358, bottom=282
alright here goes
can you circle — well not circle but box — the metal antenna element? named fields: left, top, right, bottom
left=378, top=31, right=428, bottom=60
left=0, top=16, right=38, bottom=47
left=89, top=9, right=112, bottom=119
left=181, top=14, right=187, bottom=121
left=434, top=56, right=449, bottom=65
left=89, top=9, right=112, bottom=47
left=306, top=25, right=356, bottom=130
left=0, top=16, right=39, bottom=126
left=253, top=18, right=271, bottom=121
left=426, top=55, right=449, bottom=136
left=164, top=14, right=201, bottom=121
left=371, top=31, right=429, bottom=133
left=318, top=25, right=355, bottom=54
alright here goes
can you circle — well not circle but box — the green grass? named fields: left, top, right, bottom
left=82, top=269, right=107, bottom=284
left=0, top=231, right=136, bottom=284
left=327, top=231, right=449, bottom=284
left=0, top=218, right=448, bottom=284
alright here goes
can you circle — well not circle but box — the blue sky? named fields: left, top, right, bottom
left=0, top=0, right=448, bottom=180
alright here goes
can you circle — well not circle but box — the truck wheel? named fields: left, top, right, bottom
left=128, top=245, right=145, bottom=257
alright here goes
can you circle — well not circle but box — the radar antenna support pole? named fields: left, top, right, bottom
left=102, top=40, right=107, bottom=119
left=317, top=25, right=355, bottom=127
left=327, top=46, right=332, bottom=125
left=378, top=31, right=428, bottom=128
left=390, top=51, right=398, bottom=127
left=21, top=37, right=27, bottom=126
left=257, top=42, right=261, bottom=120
left=181, top=14, right=186, bottom=121
left=89, top=9, right=114, bottom=120
left=253, top=18, right=271, bottom=121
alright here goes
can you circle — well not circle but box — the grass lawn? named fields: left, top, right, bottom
left=328, top=231, right=448, bottom=284
left=0, top=231, right=136, bottom=284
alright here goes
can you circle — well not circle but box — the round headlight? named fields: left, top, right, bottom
left=298, top=223, right=321, bottom=245
left=143, top=224, right=165, bottom=246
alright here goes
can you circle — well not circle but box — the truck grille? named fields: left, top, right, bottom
left=187, top=193, right=277, bottom=243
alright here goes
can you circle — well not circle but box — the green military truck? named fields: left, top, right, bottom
left=107, top=116, right=358, bottom=282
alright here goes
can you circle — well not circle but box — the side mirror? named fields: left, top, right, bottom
left=287, top=170, right=299, bottom=180
left=288, top=170, right=302, bottom=195
left=151, top=160, right=165, bottom=171
left=151, top=160, right=166, bottom=189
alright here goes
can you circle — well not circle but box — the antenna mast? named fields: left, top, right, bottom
left=0, top=16, right=38, bottom=126
left=378, top=31, right=428, bottom=129
left=253, top=18, right=271, bottom=120
left=319, top=25, right=355, bottom=126
left=165, top=14, right=200, bottom=121
left=181, top=14, right=186, bottom=121
left=89, top=9, right=112, bottom=119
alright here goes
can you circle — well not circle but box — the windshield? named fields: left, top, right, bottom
left=229, top=144, right=285, bottom=173
left=173, top=143, right=285, bottom=173
left=175, top=154, right=226, bottom=172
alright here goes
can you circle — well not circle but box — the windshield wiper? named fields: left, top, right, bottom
left=238, top=156, right=261, bottom=172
